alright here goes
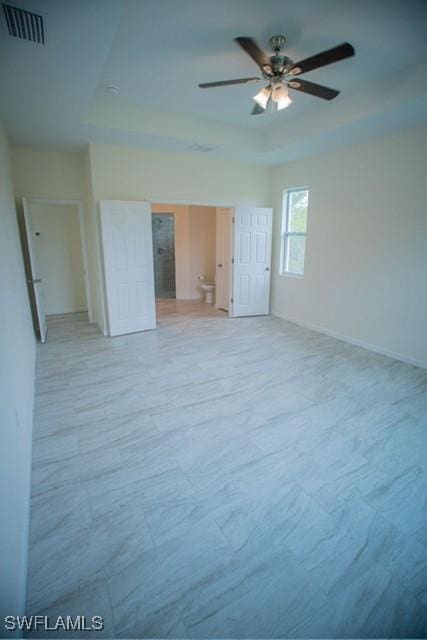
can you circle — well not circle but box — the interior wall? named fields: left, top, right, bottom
left=9, top=133, right=425, bottom=365
left=271, top=123, right=427, bottom=368
left=189, top=205, right=216, bottom=299
left=11, top=144, right=270, bottom=332
left=0, top=123, right=36, bottom=623
left=11, top=147, right=86, bottom=200
left=30, top=203, right=87, bottom=314
left=10, top=147, right=96, bottom=323
left=89, top=143, right=271, bottom=204
left=90, top=143, right=271, bottom=330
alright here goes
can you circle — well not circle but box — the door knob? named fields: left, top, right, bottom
left=217, top=263, right=223, bottom=268
left=265, top=267, right=270, bottom=271
left=28, top=278, right=42, bottom=284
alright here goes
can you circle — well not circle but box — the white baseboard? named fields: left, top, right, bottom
left=272, top=310, right=427, bottom=370
left=46, top=306, right=87, bottom=316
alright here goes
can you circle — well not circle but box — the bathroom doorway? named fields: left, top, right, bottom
left=151, top=213, right=176, bottom=298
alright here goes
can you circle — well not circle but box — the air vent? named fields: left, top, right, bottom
left=188, top=143, right=217, bottom=153
left=3, top=3, right=44, bottom=44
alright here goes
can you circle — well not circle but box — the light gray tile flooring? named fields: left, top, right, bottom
left=27, top=300, right=427, bottom=638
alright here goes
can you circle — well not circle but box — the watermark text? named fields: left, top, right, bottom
left=4, top=615, right=104, bottom=632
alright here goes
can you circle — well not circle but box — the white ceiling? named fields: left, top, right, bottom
left=1, top=0, right=427, bottom=164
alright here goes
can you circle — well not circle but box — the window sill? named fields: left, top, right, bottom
left=279, top=272, right=304, bottom=279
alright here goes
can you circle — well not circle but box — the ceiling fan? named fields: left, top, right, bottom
left=198, top=36, right=355, bottom=114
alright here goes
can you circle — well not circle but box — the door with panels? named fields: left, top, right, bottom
left=100, top=200, right=156, bottom=336
left=231, top=207, right=273, bottom=317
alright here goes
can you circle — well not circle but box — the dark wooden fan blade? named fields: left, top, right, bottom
left=199, top=77, right=260, bottom=88
left=251, top=103, right=265, bottom=115
left=287, top=79, right=339, bottom=100
left=235, top=37, right=271, bottom=71
left=288, top=42, right=354, bottom=76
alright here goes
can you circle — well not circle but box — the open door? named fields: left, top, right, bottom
left=22, top=198, right=47, bottom=342
left=100, top=200, right=156, bottom=337
left=231, top=206, right=273, bottom=317
left=215, top=207, right=232, bottom=312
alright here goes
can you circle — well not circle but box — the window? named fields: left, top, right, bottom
left=281, top=187, right=309, bottom=276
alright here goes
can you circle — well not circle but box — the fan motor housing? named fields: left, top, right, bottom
left=270, top=54, right=292, bottom=74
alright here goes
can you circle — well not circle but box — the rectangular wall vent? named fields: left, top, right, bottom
left=3, top=3, right=44, bottom=44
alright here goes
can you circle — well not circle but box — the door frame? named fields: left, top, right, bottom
left=24, top=198, right=94, bottom=323
left=148, top=198, right=235, bottom=316
left=215, top=207, right=233, bottom=313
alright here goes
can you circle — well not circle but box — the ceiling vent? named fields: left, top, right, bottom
left=188, top=143, right=217, bottom=153
left=2, top=3, right=45, bottom=44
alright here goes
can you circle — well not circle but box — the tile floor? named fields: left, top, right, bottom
left=27, top=300, right=427, bottom=638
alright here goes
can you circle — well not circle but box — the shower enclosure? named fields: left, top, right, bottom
left=151, top=214, right=176, bottom=298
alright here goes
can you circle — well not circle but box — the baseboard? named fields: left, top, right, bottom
left=46, top=306, right=87, bottom=315
left=272, top=310, right=427, bottom=370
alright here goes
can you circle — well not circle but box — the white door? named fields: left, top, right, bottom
left=215, top=207, right=232, bottom=311
left=22, top=198, right=47, bottom=342
left=231, top=207, right=273, bottom=317
left=100, top=200, right=156, bottom=337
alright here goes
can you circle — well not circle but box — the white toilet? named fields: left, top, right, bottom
left=198, top=276, right=216, bottom=304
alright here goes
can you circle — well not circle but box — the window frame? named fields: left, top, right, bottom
left=280, top=187, right=309, bottom=277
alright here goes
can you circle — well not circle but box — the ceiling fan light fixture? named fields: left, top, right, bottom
left=199, top=35, right=354, bottom=113
left=276, top=94, right=292, bottom=110
left=253, top=86, right=271, bottom=109
left=271, top=84, right=292, bottom=110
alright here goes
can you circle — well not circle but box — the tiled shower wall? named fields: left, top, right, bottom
left=152, top=214, right=176, bottom=298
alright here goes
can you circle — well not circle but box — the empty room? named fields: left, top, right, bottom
left=0, top=1, right=426, bottom=638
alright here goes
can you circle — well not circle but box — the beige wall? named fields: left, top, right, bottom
left=30, top=203, right=87, bottom=314
left=11, top=146, right=86, bottom=200
left=89, top=143, right=271, bottom=205
left=271, top=124, right=427, bottom=367
left=10, top=147, right=98, bottom=324
left=0, top=124, right=36, bottom=622
left=189, top=206, right=216, bottom=299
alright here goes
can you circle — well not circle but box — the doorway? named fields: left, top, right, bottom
left=21, top=198, right=93, bottom=341
left=151, top=202, right=220, bottom=305
left=99, top=200, right=273, bottom=337
left=151, top=213, right=176, bottom=298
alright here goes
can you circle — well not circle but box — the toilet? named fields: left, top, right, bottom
left=198, top=276, right=216, bottom=304
left=200, top=282, right=215, bottom=304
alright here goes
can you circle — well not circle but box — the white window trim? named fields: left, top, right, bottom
left=280, top=187, right=309, bottom=277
